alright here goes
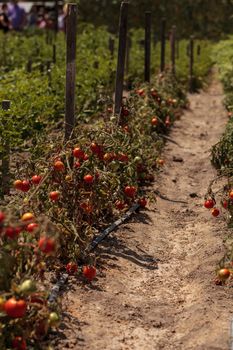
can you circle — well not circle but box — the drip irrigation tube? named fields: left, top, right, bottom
left=48, top=203, right=140, bottom=302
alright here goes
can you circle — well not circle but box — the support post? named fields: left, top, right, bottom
left=114, top=1, right=129, bottom=115
left=160, top=17, right=166, bottom=72
left=144, top=11, right=151, bottom=82
left=65, top=3, right=77, bottom=140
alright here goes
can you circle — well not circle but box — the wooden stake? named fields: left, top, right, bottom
left=109, top=37, right=115, bottom=57
left=53, top=44, right=56, bottom=64
left=114, top=1, right=129, bottom=115
left=160, top=17, right=166, bottom=72
left=189, top=36, right=194, bottom=92
left=170, top=25, right=176, bottom=75
left=145, top=11, right=151, bottom=82
left=176, top=36, right=179, bottom=59
left=65, top=3, right=77, bottom=140
left=54, top=0, right=59, bottom=34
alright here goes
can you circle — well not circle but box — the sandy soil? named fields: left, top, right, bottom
left=54, top=73, right=233, bottom=350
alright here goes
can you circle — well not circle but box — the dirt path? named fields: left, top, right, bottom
left=56, top=73, right=233, bottom=350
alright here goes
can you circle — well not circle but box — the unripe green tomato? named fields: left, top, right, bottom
left=134, top=156, right=141, bottom=163
left=19, top=279, right=37, bottom=294
left=110, top=116, right=117, bottom=122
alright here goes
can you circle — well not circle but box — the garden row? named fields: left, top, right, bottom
left=0, top=3, right=214, bottom=349
left=204, top=37, right=233, bottom=284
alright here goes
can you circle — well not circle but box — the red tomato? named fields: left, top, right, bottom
left=66, top=262, right=78, bottom=274
left=21, top=180, right=30, bottom=193
left=124, top=186, right=137, bottom=198
left=151, top=117, right=158, bottom=126
left=80, top=202, right=93, bottom=213
left=14, top=180, right=23, bottom=191
left=204, top=199, right=215, bottom=209
left=84, top=174, right=94, bottom=184
left=4, top=298, right=27, bottom=318
left=31, top=175, right=42, bottom=185
left=54, top=161, right=65, bottom=172
left=26, top=223, right=39, bottom=233
left=83, top=266, right=96, bottom=281
left=49, top=191, right=60, bottom=201
left=117, top=153, right=129, bottom=162
left=121, top=107, right=130, bottom=116
left=73, top=147, right=85, bottom=159
left=115, top=200, right=125, bottom=210
left=90, top=142, right=101, bottom=155
left=5, top=227, right=20, bottom=239
left=136, top=89, right=145, bottom=97
left=12, top=336, right=27, bottom=350
left=165, top=116, right=171, bottom=127
left=138, top=198, right=147, bottom=208
left=0, top=211, right=5, bottom=223
left=74, top=161, right=81, bottom=168
left=222, top=200, right=229, bottom=209
left=38, top=237, right=56, bottom=254
left=212, top=208, right=220, bottom=217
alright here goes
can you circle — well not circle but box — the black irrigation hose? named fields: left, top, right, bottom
left=48, top=203, right=140, bottom=302
left=89, top=203, right=140, bottom=251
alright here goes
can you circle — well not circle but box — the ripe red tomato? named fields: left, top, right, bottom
left=124, top=186, right=137, bottom=198
left=165, top=116, right=171, bottom=127
left=38, top=237, right=56, bottom=254
left=66, top=262, right=78, bottom=274
left=21, top=180, right=30, bottom=193
left=4, top=298, right=27, bottom=318
left=117, top=153, right=129, bottom=162
left=0, top=211, right=5, bottom=223
left=26, top=223, right=39, bottom=233
left=151, top=117, right=158, bottom=126
left=157, top=159, right=165, bottom=166
left=80, top=202, right=93, bottom=213
left=138, top=198, right=147, bottom=208
left=84, top=174, right=94, bottom=184
left=123, top=125, right=129, bottom=133
left=115, top=200, right=125, bottom=210
left=54, top=160, right=65, bottom=172
left=212, top=208, right=220, bottom=217
left=73, top=147, right=85, bottom=159
left=74, top=161, right=81, bottom=168
left=204, top=199, right=215, bottom=209
left=121, top=107, right=130, bottom=116
left=217, top=268, right=230, bottom=281
left=150, top=88, right=157, bottom=97
left=83, top=265, right=96, bottom=281
left=49, top=191, right=60, bottom=201
left=31, top=175, right=42, bottom=185
left=90, top=142, right=101, bottom=155
left=5, top=227, right=20, bottom=239
left=14, top=180, right=23, bottom=191
left=222, top=200, right=229, bottom=209
left=136, top=88, right=145, bottom=96
left=12, top=336, right=26, bottom=350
